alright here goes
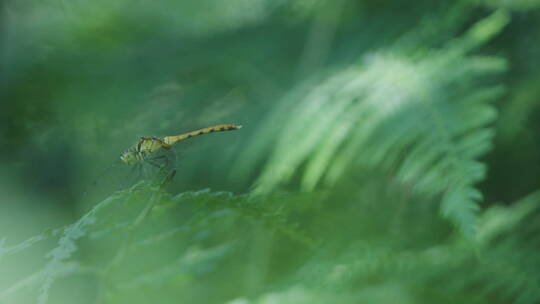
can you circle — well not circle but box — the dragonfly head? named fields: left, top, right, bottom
left=120, top=149, right=138, bottom=165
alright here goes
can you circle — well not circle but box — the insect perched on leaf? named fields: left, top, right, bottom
left=85, top=123, right=242, bottom=195
left=120, top=123, right=242, bottom=183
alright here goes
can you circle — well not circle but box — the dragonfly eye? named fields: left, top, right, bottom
left=120, top=150, right=137, bottom=165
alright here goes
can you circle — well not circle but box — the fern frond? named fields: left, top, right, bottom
left=248, top=12, right=508, bottom=236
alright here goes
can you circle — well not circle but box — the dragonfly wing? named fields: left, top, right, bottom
left=140, top=147, right=177, bottom=181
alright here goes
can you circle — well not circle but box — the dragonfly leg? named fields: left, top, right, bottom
left=159, top=169, right=176, bottom=189
left=145, top=154, right=175, bottom=181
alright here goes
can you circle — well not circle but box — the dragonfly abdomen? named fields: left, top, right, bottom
left=163, top=124, right=242, bottom=146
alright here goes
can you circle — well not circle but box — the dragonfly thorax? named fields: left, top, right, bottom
left=120, top=137, right=169, bottom=165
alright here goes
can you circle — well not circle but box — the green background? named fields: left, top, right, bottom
left=1, top=1, right=540, bottom=303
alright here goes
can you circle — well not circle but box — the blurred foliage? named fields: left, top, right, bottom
left=1, top=0, right=540, bottom=303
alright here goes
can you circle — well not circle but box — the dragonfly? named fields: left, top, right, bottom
left=84, top=123, right=242, bottom=195
left=118, top=123, right=242, bottom=185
